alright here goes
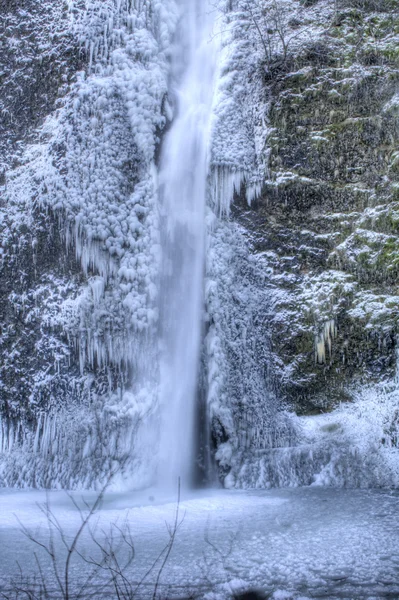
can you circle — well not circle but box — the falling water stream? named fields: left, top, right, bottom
left=157, top=0, right=219, bottom=489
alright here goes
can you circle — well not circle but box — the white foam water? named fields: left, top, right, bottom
left=157, top=0, right=220, bottom=489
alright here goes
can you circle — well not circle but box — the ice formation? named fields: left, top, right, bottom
left=315, top=319, right=337, bottom=365
left=227, top=382, right=399, bottom=488
left=0, top=0, right=179, bottom=488
left=209, top=0, right=268, bottom=215
left=10, top=0, right=179, bottom=366
left=211, top=167, right=263, bottom=217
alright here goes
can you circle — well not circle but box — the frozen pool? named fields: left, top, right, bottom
left=1, top=487, right=399, bottom=599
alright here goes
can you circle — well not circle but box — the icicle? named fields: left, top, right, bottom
left=42, top=414, right=50, bottom=456
left=51, top=417, right=57, bottom=456
left=0, top=416, right=3, bottom=454
left=33, top=414, right=42, bottom=454
left=315, top=319, right=337, bottom=364
left=8, top=422, right=14, bottom=453
left=395, top=333, right=399, bottom=388
left=210, top=165, right=262, bottom=217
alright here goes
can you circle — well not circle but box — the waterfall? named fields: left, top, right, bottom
left=157, top=0, right=219, bottom=489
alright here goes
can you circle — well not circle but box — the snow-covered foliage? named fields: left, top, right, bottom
left=204, top=0, right=399, bottom=489
left=33, top=0, right=178, bottom=357
left=204, top=211, right=399, bottom=488
left=227, top=382, right=399, bottom=488
left=205, top=215, right=300, bottom=484
left=209, top=0, right=336, bottom=215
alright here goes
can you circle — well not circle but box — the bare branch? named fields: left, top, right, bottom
left=152, top=478, right=182, bottom=600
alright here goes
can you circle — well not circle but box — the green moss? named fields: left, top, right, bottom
left=380, top=44, right=399, bottom=64
left=364, top=14, right=399, bottom=37
left=390, top=152, right=399, bottom=173
left=284, top=68, right=314, bottom=85
left=357, top=250, right=371, bottom=265
left=375, top=238, right=399, bottom=270
left=387, top=214, right=399, bottom=232
left=386, top=298, right=399, bottom=308
left=361, top=205, right=399, bottom=234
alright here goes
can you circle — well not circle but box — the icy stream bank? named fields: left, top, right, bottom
left=1, top=487, right=399, bottom=599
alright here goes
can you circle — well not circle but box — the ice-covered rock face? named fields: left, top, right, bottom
left=0, top=0, right=179, bottom=488
left=204, top=0, right=399, bottom=487
left=209, top=0, right=268, bottom=215
left=43, top=0, right=179, bottom=358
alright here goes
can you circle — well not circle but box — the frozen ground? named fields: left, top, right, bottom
left=1, top=486, right=399, bottom=599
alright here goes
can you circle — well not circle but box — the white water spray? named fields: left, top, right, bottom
left=157, top=0, right=219, bottom=489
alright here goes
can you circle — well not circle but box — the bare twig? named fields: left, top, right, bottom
left=8, top=470, right=185, bottom=600
left=152, top=478, right=185, bottom=600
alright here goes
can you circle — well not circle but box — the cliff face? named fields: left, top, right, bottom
left=0, top=0, right=178, bottom=487
left=220, top=0, right=399, bottom=412
left=206, top=0, right=399, bottom=487
left=0, top=0, right=85, bottom=484
left=252, top=0, right=399, bottom=414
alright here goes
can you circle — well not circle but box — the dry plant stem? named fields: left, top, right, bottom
left=202, top=517, right=240, bottom=591
left=152, top=477, right=184, bottom=600
left=7, top=471, right=184, bottom=600
left=14, top=471, right=115, bottom=600
left=74, top=511, right=136, bottom=598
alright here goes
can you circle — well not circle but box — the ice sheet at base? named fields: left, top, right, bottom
left=1, top=487, right=399, bottom=599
